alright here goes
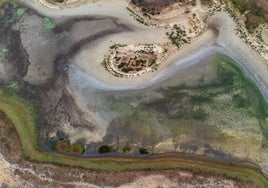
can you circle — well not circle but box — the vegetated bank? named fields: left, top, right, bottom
left=0, top=70, right=268, bottom=188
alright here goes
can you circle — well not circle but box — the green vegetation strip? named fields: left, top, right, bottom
left=0, top=91, right=267, bottom=187
left=0, top=0, right=8, bottom=6
left=219, top=54, right=268, bottom=120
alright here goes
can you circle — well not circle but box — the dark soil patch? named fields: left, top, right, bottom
left=131, top=0, right=197, bottom=16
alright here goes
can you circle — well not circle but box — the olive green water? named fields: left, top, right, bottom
left=85, top=54, right=268, bottom=160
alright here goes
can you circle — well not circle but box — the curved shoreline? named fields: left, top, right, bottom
left=19, top=1, right=268, bottom=103
left=68, top=44, right=220, bottom=90
left=67, top=11, right=268, bottom=102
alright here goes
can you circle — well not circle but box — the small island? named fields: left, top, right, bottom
left=102, top=44, right=166, bottom=77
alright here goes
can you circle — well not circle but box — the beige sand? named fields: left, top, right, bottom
left=119, top=174, right=237, bottom=188
left=0, top=154, right=18, bottom=187
left=262, top=28, right=268, bottom=45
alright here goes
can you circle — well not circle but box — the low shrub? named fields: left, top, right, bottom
left=123, top=146, right=131, bottom=153
left=139, top=148, right=149, bottom=155
left=55, top=139, right=70, bottom=153
left=98, top=145, right=110, bottom=154
left=69, top=143, right=84, bottom=155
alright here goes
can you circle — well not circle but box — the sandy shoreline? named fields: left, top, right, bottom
left=68, top=11, right=268, bottom=103
left=20, top=0, right=268, bottom=102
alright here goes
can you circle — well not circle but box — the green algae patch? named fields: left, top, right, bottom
left=43, top=18, right=56, bottom=30
left=0, top=47, right=8, bottom=53
left=16, top=7, right=26, bottom=17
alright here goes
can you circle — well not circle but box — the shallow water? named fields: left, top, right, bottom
left=68, top=53, right=268, bottom=158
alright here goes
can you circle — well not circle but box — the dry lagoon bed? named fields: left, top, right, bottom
left=0, top=0, right=268, bottom=187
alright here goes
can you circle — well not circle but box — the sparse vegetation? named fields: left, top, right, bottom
left=0, top=5, right=27, bottom=33
left=228, top=0, right=268, bottom=33
left=54, top=139, right=85, bottom=155
left=200, top=0, right=213, bottom=7
left=69, top=143, right=84, bottom=155
left=55, top=139, right=70, bottom=153
left=16, top=7, right=26, bottom=16
left=139, top=148, right=149, bottom=154
left=166, top=24, right=189, bottom=48
left=103, top=44, right=163, bottom=77
left=127, top=7, right=150, bottom=26
left=108, top=145, right=116, bottom=152
left=123, top=146, right=131, bottom=153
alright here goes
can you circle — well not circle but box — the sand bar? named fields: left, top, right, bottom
left=19, top=0, right=268, bottom=101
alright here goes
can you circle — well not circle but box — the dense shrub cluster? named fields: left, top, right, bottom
left=229, top=0, right=268, bottom=33
left=131, top=0, right=197, bottom=16
left=54, top=139, right=84, bottom=155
